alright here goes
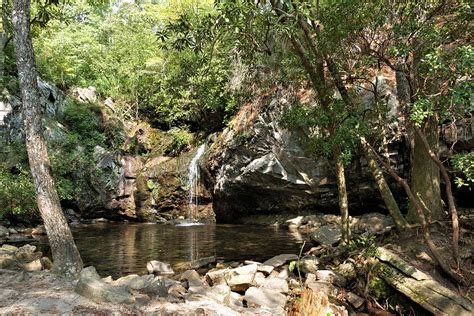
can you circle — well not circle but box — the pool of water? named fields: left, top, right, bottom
left=68, top=223, right=307, bottom=278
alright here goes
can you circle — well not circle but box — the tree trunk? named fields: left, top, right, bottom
left=334, top=148, right=350, bottom=244
left=360, top=137, right=408, bottom=229
left=394, top=65, right=443, bottom=222
left=409, top=116, right=443, bottom=222
left=11, top=0, right=83, bottom=277
left=0, top=0, right=8, bottom=82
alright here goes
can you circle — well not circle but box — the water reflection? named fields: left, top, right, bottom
left=71, top=223, right=306, bottom=278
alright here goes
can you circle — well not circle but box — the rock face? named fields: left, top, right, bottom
left=206, top=86, right=408, bottom=222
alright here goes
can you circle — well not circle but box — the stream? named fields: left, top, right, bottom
left=63, top=223, right=307, bottom=278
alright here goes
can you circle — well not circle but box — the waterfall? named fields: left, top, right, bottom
left=188, top=144, right=206, bottom=220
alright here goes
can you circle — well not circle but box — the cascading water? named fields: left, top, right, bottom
left=187, top=144, right=206, bottom=220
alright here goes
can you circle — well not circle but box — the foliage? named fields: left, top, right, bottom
left=166, top=127, right=193, bottom=156
left=451, top=152, right=474, bottom=188
left=0, top=164, right=38, bottom=225
left=34, top=0, right=237, bottom=134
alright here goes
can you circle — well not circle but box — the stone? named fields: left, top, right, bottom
left=179, top=270, right=201, bottom=282
left=206, top=268, right=229, bottom=286
left=146, top=260, right=174, bottom=275
left=168, top=283, right=187, bottom=298
left=288, top=278, right=301, bottom=289
left=230, top=291, right=243, bottom=307
left=1, top=244, right=18, bottom=253
left=316, top=270, right=347, bottom=287
left=310, top=226, right=341, bottom=246
left=262, top=254, right=298, bottom=267
left=262, top=277, right=289, bottom=293
left=336, top=262, right=356, bottom=278
left=8, top=228, right=18, bottom=234
left=207, top=284, right=231, bottom=304
left=224, top=264, right=257, bottom=292
left=256, top=264, right=274, bottom=275
left=252, top=272, right=266, bottom=287
left=15, top=248, right=42, bottom=264
left=298, top=256, right=319, bottom=275
left=114, top=274, right=154, bottom=290
left=39, top=257, right=52, bottom=270
left=306, top=281, right=338, bottom=297
left=0, top=254, right=16, bottom=269
left=22, top=259, right=43, bottom=272
left=75, top=266, right=135, bottom=304
left=0, top=225, right=9, bottom=237
left=347, top=292, right=365, bottom=309
left=286, top=216, right=304, bottom=227
left=244, top=287, right=287, bottom=309
left=31, top=226, right=46, bottom=235
left=175, top=256, right=216, bottom=270
left=146, top=277, right=170, bottom=297
left=277, top=267, right=290, bottom=279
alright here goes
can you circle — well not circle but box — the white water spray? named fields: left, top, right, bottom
left=187, top=144, right=206, bottom=220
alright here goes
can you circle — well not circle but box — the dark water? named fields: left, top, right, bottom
left=69, top=223, right=307, bottom=278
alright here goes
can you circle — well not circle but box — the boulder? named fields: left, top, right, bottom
left=22, top=259, right=43, bottom=272
left=0, top=226, right=9, bottom=237
left=146, top=260, right=174, bottom=275
left=224, top=264, right=257, bottom=292
left=206, top=268, right=229, bottom=286
left=316, top=270, right=347, bottom=287
left=298, top=256, right=319, bottom=275
left=263, top=254, right=298, bottom=267
left=0, top=254, right=16, bottom=269
left=262, top=277, right=289, bottom=294
left=40, top=257, right=53, bottom=270
left=310, top=226, right=341, bottom=246
left=31, top=226, right=46, bottom=235
left=256, top=264, right=274, bottom=275
left=244, top=287, right=287, bottom=309
left=252, top=272, right=266, bottom=287
left=113, top=274, right=154, bottom=290
left=75, top=266, right=135, bottom=304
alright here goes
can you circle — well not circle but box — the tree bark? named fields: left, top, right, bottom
left=334, top=148, right=350, bottom=244
left=415, top=127, right=460, bottom=267
left=360, top=137, right=408, bottom=229
left=366, top=142, right=464, bottom=284
left=0, top=0, right=8, bottom=82
left=11, top=0, right=83, bottom=277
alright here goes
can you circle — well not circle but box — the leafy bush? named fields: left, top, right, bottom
left=166, top=127, right=193, bottom=156
left=451, top=152, right=474, bottom=188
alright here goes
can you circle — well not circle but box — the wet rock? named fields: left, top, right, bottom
left=244, top=287, right=287, bottom=309
left=298, top=256, right=319, bottom=275
left=310, top=226, right=341, bottom=246
left=286, top=216, right=304, bottom=228
left=75, top=266, right=135, bottom=304
left=175, top=256, right=216, bottom=271
left=146, top=260, right=174, bottom=275
left=224, top=264, right=257, bottom=292
left=0, top=226, right=9, bottom=238
left=262, top=277, right=289, bottom=294
left=316, top=270, right=347, bottom=287
left=263, top=254, right=298, bottom=267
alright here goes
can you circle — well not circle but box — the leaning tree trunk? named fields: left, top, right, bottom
left=11, top=0, right=83, bottom=277
left=0, top=0, right=8, bottom=82
left=334, top=148, right=350, bottom=244
left=360, top=137, right=408, bottom=229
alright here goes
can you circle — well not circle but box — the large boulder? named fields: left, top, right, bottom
left=206, top=86, right=405, bottom=222
left=75, top=267, right=135, bottom=304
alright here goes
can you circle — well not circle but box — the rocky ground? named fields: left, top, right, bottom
left=0, top=210, right=473, bottom=315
